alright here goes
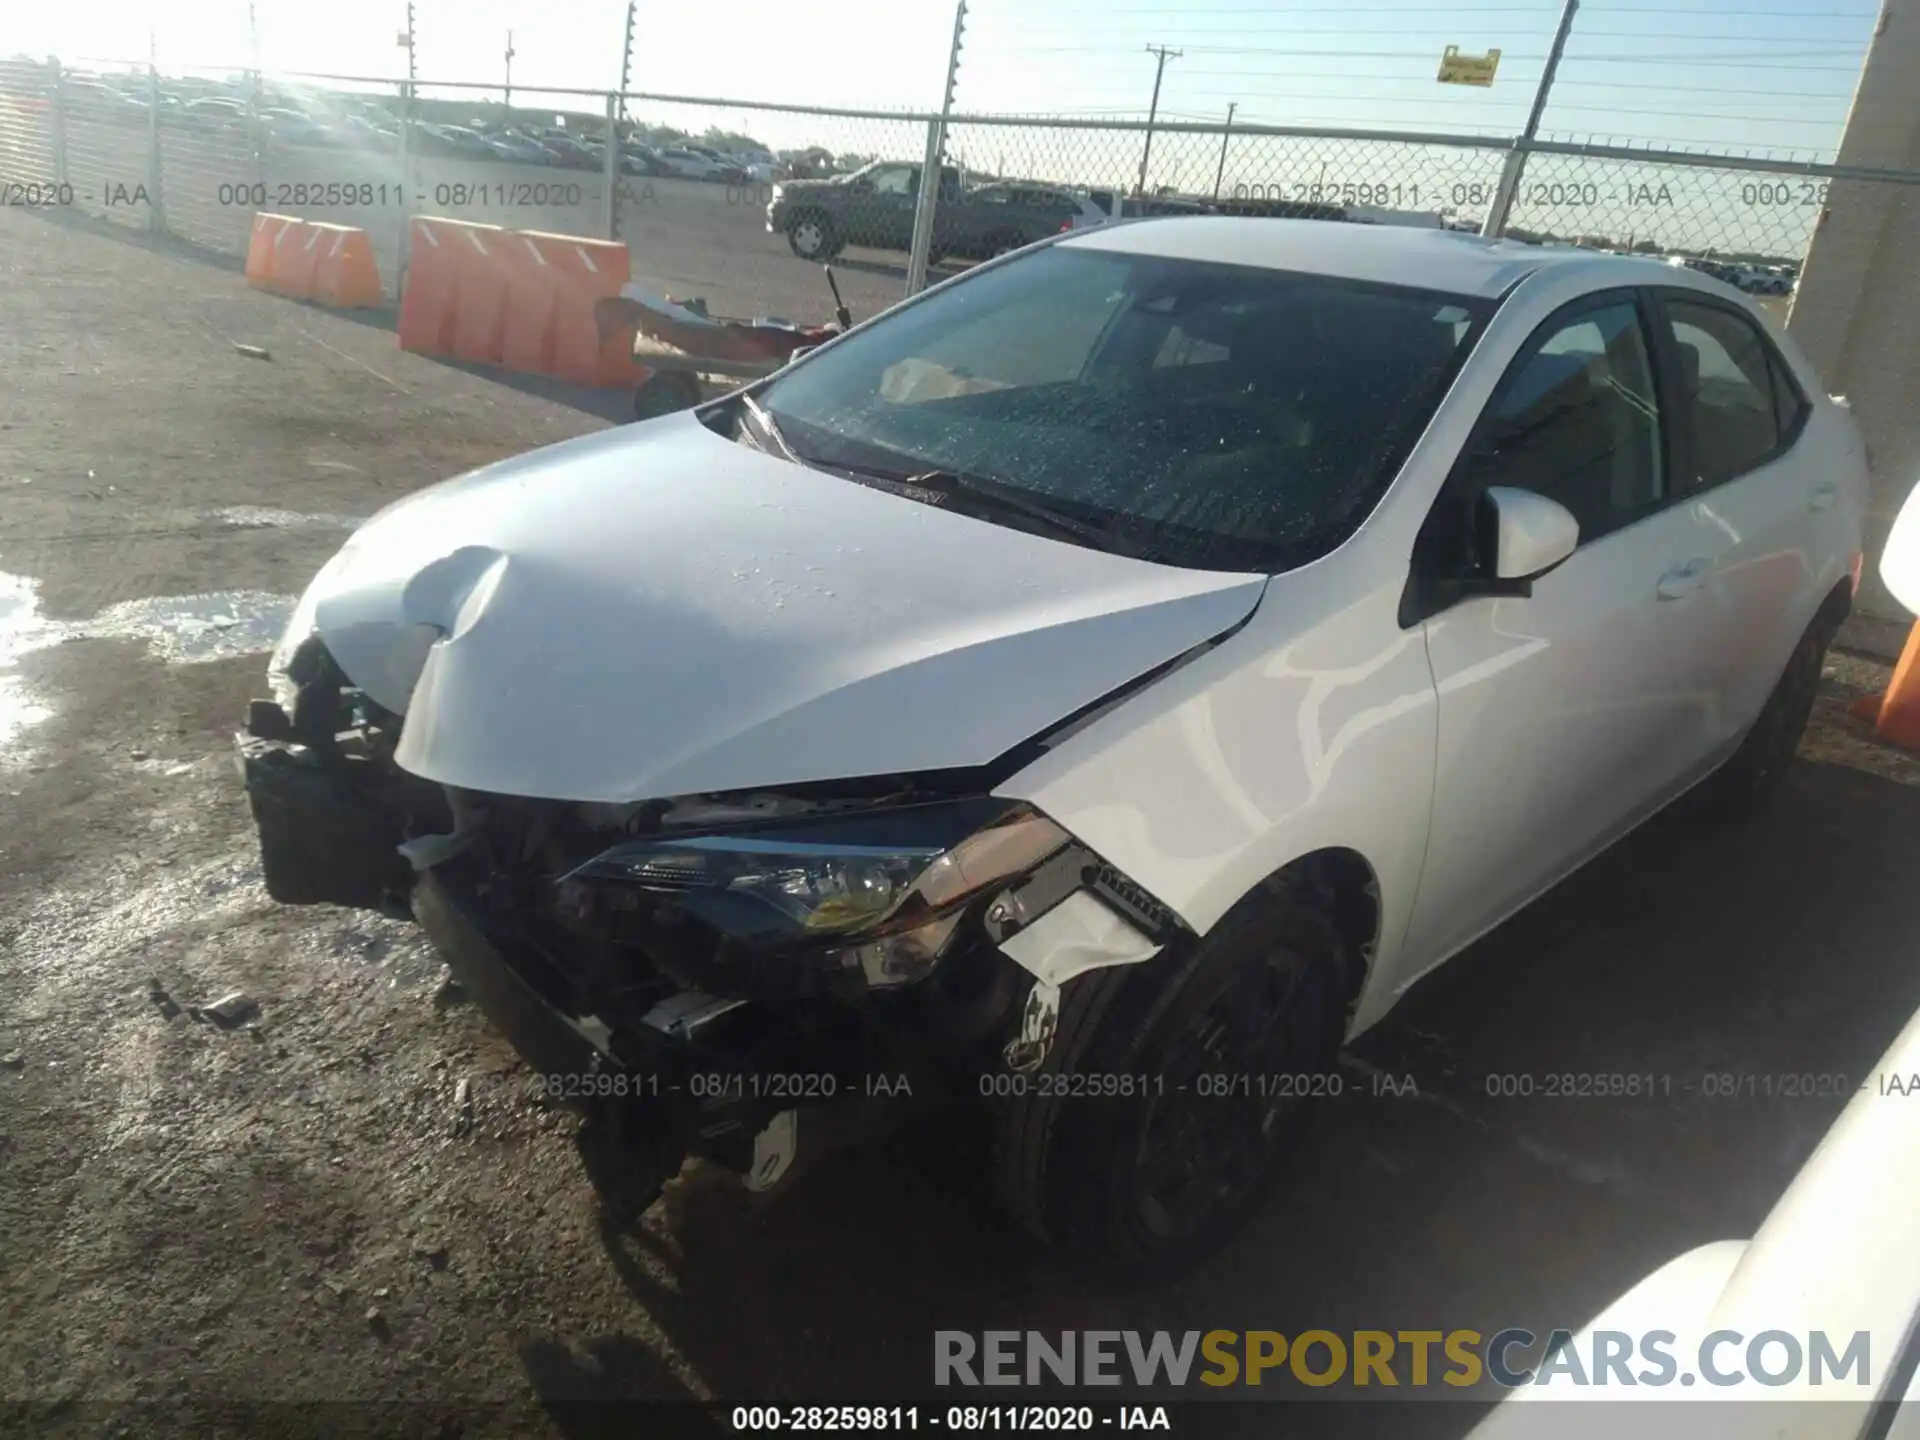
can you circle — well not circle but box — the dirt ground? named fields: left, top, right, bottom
left=4, top=205, right=1920, bottom=1440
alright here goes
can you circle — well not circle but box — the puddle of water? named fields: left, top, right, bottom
left=214, top=506, right=361, bottom=532
left=86, top=590, right=295, bottom=663
left=0, top=573, right=56, bottom=749
left=0, top=572, right=297, bottom=755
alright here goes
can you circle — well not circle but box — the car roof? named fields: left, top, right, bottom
left=1058, top=216, right=1680, bottom=299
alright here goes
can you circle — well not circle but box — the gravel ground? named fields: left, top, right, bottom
left=3, top=204, right=1920, bottom=1440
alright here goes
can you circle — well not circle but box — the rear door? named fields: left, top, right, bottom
left=856, top=164, right=920, bottom=249
left=1406, top=290, right=1736, bottom=964
left=1647, top=289, right=1827, bottom=748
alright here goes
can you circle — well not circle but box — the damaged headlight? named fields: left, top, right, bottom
left=560, top=799, right=1069, bottom=988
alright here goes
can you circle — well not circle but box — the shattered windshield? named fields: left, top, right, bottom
left=756, top=245, right=1491, bottom=572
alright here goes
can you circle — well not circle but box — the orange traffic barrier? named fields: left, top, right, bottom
left=310, top=225, right=385, bottom=308
left=246, top=216, right=385, bottom=308
left=271, top=221, right=325, bottom=298
left=244, top=213, right=300, bottom=288
left=1850, top=620, right=1920, bottom=751
left=398, top=216, right=508, bottom=364
left=500, top=230, right=641, bottom=386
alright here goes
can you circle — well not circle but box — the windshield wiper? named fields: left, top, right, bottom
left=897, top=469, right=1127, bottom=552
left=827, top=459, right=1133, bottom=555
left=738, top=392, right=798, bottom=462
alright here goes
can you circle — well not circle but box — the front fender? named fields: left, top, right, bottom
left=995, top=562, right=1438, bottom=1036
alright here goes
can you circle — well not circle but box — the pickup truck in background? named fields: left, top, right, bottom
left=767, top=162, right=1085, bottom=262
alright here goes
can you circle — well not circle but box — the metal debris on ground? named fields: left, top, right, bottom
left=0, top=1052, right=22, bottom=1070
left=192, top=991, right=260, bottom=1028
left=453, top=1077, right=473, bottom=1136
left=146, top=979, right=181, bottom=1021
left=232, top=343, right=272, bottom=361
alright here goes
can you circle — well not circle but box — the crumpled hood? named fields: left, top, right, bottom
left=285, top=412, right=1267, bottom=803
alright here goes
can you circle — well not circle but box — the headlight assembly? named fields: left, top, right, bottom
left=559, top=798, right=1070, bottom=988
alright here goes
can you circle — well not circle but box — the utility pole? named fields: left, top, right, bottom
left=1212, top=100, right=1236, bottom=200
left=906, top=0, right=967, bottom=296
left=1481, top=0, right=1578, bottom=236
left=1136, top=44, right=1181, bottom=198
left=618, top=0, right=639, bottom=125
left=402, top=0, right=416, bottom=85
left=503, top=30, right=515, bottom=112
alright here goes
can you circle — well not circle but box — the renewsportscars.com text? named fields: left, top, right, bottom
left=933, top=1329, right=1872, bottom=1390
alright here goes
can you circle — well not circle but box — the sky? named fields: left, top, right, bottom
left=4, top=0, right=1887, bottom=251
left=5, top=0, right=1882, bottom=154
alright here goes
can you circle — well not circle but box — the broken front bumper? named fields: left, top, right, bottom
left=235, top=703, right=920, bottom=1185
left=408, top=867, right=886, bottom=1180
left=235, top=722, right=416, bottom=915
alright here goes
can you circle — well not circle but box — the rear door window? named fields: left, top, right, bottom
left=1660, top=297, right=1788, bottom=491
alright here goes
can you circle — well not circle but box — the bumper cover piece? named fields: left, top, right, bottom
left=236, top=730, right=413, bottom=912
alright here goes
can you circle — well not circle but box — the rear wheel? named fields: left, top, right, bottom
left=986, top=232, right=1024, bottom=258
left=1692, top=607, right=1838, bottom=818
left=991, top=883, right=1345, bottom=1282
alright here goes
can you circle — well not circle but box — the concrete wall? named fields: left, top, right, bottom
left=1787, top=0, right=1920, bottom=620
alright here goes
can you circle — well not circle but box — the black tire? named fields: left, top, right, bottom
left=986, top=232, right=1025, bottom=258
left=786, top=211, right=840, bottom=261
left=630, top=370, right=702, bottom=422
left=990, top=882, right=1345, bottom=1283
left=1692, top=609, right=1837, bottom=818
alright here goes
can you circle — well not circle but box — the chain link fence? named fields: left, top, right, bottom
left=2, top=57, right=1915, bottom=325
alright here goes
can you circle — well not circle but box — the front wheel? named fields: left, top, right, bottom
left=786, top=212, right=840, bottom=261
left=630, top=369, right=703, bottom=422
left=990, top=884, right=1345, bottom=1282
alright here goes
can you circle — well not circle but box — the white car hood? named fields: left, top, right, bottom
left=287, top=412, right=1268, bottom=803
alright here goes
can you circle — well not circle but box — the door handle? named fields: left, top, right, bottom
left=1809, top=481, right=1838, bottom=512
left=1656, top=558, right=1710, bottom=600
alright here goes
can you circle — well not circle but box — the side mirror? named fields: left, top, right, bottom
left=1481, top=486, right=1580, bottom=585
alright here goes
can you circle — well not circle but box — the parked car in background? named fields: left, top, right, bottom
left=236, top=222, right=1865, bottom=1278
left=415, top=124, right=500, bottom=160
left=768, top=163, right=1080, bottom=260
left=653, top=146, right=730, bottom=181
left=534, top=129, right=602, bottom=170
left=480, top=129, right=558, bottom=165
left=932, top=180, right=1088, bottom=258
left=342, top=112, right=397, bottom=152
left=178, top=96, right=247, bottom=129
left=1083, top=188, right=1216, bottom=220
left=618, top=143, right=666, bottom=177
left=261, top=108, right=334, bottom=146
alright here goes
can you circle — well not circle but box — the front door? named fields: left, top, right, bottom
left=1406, top=292, right=1730, bottom=965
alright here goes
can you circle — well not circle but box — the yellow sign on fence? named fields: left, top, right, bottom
left=1437, top=45, right=1502, bottom=86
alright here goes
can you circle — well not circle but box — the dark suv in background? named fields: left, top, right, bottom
left=767, top=162, right=1084, bottom=262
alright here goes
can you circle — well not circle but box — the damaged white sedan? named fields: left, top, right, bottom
left=239, top=219, right=1865, bottom=1277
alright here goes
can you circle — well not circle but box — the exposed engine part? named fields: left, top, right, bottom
left=641, top=990, right=749, bottom=1041
left=397, top=821, right=483, bottom=872
left=744, top=1109, right=800, bottom=1192
left=578, top=787, right=924, bottom=838
left=982, top=844, right=1087, bottom=943
left=1004, top=980, right=1061, bottom=1073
